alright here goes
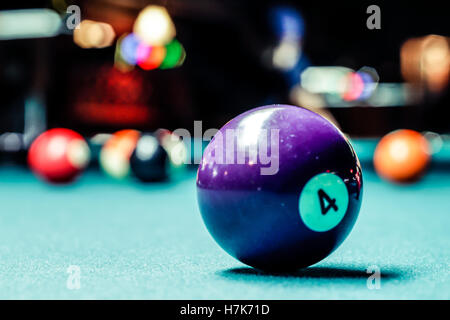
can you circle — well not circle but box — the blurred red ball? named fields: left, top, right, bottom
left=28, top=128, right=91, bottom=183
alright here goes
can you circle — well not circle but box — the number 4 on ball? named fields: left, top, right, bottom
left=318, top=189, right=338, bottom=215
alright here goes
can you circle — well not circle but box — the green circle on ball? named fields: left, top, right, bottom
left=299, top=172, right=349, bottom=232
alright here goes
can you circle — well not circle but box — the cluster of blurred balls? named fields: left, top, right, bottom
left=98, top=129, right=187, bottom=182
left=28, top=128, right=188, bottom=184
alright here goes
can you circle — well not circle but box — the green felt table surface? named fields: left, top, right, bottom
left=0, top=165, right=449, bottom=299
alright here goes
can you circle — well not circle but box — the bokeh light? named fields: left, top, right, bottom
left=272, top=40, right=301, bottom=71
left=401, top=35, right=450, bottom=93
left=114, top=34, right=135, bottom=72
left=289, top=85, right=340, bottom=128
left=73, top=20, right=116, bottom=49
left=366, top=83, right=417, bottom=107
left=422, top=35, right=450, bottom=93
left=119, top=33, right=141, bottom=65
left=301, top=66, right=353, bottom=95
left=342, top=72, right=365, bottom=101
left=423, top=131, right=444, bottom=155
left=0, top=9, right=62, bottom=40
left=133, top=5, right=176, bottom=46
left=290, top=85, right=326, bottom=109
left=269, top=6, right=304, bottom=72
left=270, top=6, right=304, bottom=41
left=115, top=33, right=186, bottom=71
left=356, top=67, right=379, bottom=100
left=137, top=44, right=166, bottom=70
left=0, top=132, right=23, bottom=152
left=160, top=39, right=186, bottom=69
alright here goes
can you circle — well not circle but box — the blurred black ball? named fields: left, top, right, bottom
left=130, top=133, right=169, bottom=182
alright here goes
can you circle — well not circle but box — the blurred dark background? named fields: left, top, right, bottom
left=0, top=0, right=449, bottom=144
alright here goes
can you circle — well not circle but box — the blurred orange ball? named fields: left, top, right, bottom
left=99, top=129, right=140, bottom=179
left=374, top=129, right=431, bottom=183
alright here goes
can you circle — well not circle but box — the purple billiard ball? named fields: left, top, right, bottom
left=196, top=105, right=363, bottom=271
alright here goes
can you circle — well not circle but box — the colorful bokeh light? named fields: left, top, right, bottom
left=119, top=33, right=141, bottom=65
left=160, top=39, right=185, bottom=69
left=342, top=72, right=365, bottom=101
left=115, top=32, right=186, bottom=72
left=137, top=44, right=166, bottom=70
left=133, top=5, right=176, bottom=46
left=73, top=20, right=116, bottom=49
left=401, top=35, right=450, bottom=93
left=270, top=6, right=304, bottom=41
